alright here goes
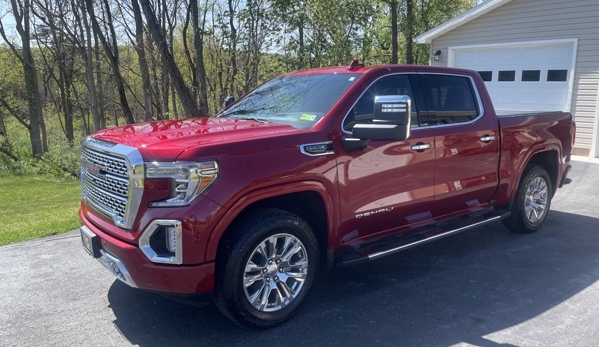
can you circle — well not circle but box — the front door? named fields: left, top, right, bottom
left=336, top=74, right=437, bottom=244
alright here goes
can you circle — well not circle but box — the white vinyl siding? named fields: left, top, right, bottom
left=429, top=0, right=599, bottom=152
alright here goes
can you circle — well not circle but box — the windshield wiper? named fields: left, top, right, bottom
left=243, top=117, right=271, bottom=123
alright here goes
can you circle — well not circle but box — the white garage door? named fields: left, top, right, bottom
left=451, top=41, right=576, bottom=113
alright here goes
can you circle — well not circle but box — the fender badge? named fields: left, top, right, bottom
left=356, top=207, right=393, bottom=219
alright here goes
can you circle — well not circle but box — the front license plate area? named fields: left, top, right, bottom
left=80, top=226, right=101, bottom=258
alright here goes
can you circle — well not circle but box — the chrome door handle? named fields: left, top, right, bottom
left=480, top=135, right=496, bottom=142
left=411, top=144, right=431, bottom=151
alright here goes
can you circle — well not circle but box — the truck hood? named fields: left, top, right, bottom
left=91, top=117, right=301, bottom=160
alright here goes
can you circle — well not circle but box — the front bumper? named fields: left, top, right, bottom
left=79, top=209, right=215, bottom=294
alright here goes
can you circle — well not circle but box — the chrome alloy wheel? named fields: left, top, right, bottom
left=243, top=233, right=309, bottom=312
left=525, top=177, right=548, bottom=223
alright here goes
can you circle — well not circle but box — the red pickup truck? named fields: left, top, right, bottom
left=79, top=63, right=574, bottom=328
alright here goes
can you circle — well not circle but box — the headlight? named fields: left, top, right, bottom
left=145, top=161, right=218, bottom=207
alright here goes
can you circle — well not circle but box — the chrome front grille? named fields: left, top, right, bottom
left=80, top=138, right=144, bottom=229
left=86, top=171, right=129, bottom=196
left=81, top=148, right=128, bottom=177
left=83, top=183, right=128, bottom=220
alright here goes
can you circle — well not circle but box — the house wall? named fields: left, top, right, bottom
left=429, top=0, right=599, bottom=156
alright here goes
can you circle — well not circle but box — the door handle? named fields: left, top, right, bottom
left=411, top=143, right=432, bottom=151
left=480, top=135, right=496, bottom=143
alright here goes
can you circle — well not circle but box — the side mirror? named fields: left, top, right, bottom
left=224, top=95, right=235, bottom=107
left=352, top=95, right=411, bottom=141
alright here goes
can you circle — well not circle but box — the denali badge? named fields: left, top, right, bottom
left=356, top=207, right=393, bottom=219
left=300, top=141, right=334, bottom=156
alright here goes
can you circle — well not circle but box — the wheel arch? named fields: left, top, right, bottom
left=526, top=150, right=559, bottom=196
left=205, top=181, right=336, bottom=264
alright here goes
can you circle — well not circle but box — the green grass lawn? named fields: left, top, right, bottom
left=0, top=176, right=82, bottom=246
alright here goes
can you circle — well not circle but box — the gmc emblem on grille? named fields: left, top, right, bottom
left=85, top=160, right=106, bottom=177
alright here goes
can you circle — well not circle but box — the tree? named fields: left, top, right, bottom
left=191, top=0, right=209, bottom=114
left=0, top=0, right=47, bottom=156
left=139, top=0, right=202, bottom=117
left=130, top=0, right=154, bottom=121
left=85, top=0, right=135, bottom=124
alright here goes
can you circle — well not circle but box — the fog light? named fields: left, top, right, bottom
left=139, top=220, right=183, bottom=265
left=166, top=226, right=177, bottom=253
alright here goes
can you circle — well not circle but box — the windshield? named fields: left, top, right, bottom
left=220, top=73, right=361, bottom=130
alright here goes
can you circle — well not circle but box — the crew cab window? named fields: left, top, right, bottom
left=343, top=75, right=419, bottom=132
left=419, top=74, right=480, bottom=125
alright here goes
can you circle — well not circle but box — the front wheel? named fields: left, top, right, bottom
left=214, top=208, right=319, bottom=328
left=502, top=164, right=553, bottom=233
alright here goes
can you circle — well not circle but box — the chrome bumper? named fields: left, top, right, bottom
left=96, top=249, right=137, bottom=288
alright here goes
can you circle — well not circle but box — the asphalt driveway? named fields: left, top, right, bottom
left=2, top=157, right=599, bottom=347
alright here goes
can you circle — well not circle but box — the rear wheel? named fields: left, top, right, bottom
left=502, top=165, right=552, bottom=233
left=214, top=208, right=319, bottom=328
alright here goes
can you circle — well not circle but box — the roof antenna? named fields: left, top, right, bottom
left=347, top=59, right=365, bottom=71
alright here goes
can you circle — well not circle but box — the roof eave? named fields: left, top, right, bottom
left=415, top=0, right=514, bottom=44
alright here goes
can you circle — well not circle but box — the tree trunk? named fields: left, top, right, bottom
left=94, top=31, right=106, bottom=128
left=405, top=0, right=414, bottom=64
left=298, top=14, right=305, bottom=69
left=227, top=0, right=237, bottom=96
left=182, top=3, right=198, bottom=101
left=0, top=0, right=45, bottom=156
left=139, top=0, right=202, bottom=117
left=191, top=0, right=209, bottom=114
left=80, top=1, right=103, bottom=132
left=132, top=0, right=154, bottom=122
left=391, top=0, right=398, bottom=64
left=171, top=84, right=178, bottom=119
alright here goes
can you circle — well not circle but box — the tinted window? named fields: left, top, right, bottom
left=498, top=71, right=516, bottom=82
left=420, top=74, right=479, bottom=125
left=221, top=74, right=360, bottom=130
left=477, top=71, right=492, bottom=82
left=343, top=75, right=419, bottom=131
left=522, top=70, right=540, bottom=82
left=547, top=69, right=568, bottom=82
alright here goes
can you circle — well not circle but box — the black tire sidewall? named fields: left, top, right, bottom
left=515, top=165, right=553, bottom=231
left=217, top=210, right=319, bottom=327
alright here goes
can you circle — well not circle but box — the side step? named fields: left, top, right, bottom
left=335, top=212, right=507, bottom=267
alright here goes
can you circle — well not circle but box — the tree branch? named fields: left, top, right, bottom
left=0, top=20, right=24, bottom=64
left=0, top=147, right=18, bottom=161
left=0, top=98, right=31, bottom=130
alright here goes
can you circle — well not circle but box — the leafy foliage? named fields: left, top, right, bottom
left=0, top=0, right=478, bottom=173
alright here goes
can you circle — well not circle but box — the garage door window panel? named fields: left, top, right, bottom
left=547, top=69, right=568, bottom=82
left=477, top=71, right=493, bottom=82
left=522, top=70, right=541, bottom=82
left=498, top=71, right=516, bottom=82
left=420, top=74, right=480, bottom=125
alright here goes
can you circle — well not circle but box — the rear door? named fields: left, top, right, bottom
left=336, top=74, right=437, bottom=244
left=418, top=73, right=500, bottom=217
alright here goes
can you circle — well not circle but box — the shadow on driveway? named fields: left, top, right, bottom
left=107, top=209, right=599, bottom=346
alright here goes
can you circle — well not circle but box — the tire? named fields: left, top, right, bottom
left=502, top=164, right=553, bottom=233
left=214, top=208, right=319, bottom=329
